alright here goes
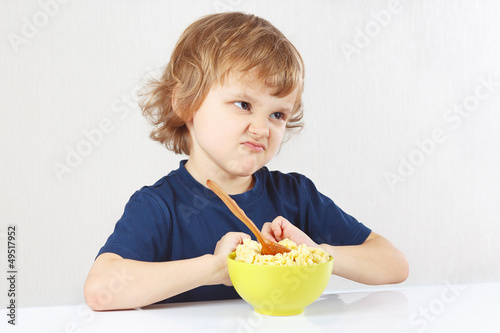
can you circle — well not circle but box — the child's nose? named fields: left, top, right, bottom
left=248, top=116, right=270, bottom=138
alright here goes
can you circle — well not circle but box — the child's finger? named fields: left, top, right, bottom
left=230, top=232, right=251, bottom=245
left=271, top=223, right=283, bottom=238
left=270, top=216, right=289, bottom=240
left=216, top=232, right=250, bottom=255
left=261, top=222, right=278, bottom=242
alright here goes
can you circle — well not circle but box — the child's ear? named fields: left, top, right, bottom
left=174, top=103, right=195, bottom=124
left=171, top=93, right=179, bottom=115
left=172, top=86, right=194, bottom=122
left=171, top=93, right=189, bottom=122
left=171, top=97, right=177, bottom=111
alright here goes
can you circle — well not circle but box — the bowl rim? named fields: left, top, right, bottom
left=227, top=251, right=334, bottom=267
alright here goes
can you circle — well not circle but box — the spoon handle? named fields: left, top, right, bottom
left=206, top=179, right=266, bottom=244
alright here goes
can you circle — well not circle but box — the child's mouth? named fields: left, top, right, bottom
left=242, top=141, right=265, bottom=152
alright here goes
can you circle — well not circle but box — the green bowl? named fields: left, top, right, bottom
left=227, top=252, right=334, bottom=316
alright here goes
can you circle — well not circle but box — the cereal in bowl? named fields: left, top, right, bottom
left=235, top=238, right=329, bottom=266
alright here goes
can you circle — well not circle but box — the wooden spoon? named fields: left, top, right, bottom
left=206, top=179, right=291, bottom=255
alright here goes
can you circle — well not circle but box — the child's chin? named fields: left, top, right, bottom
left=228, top=162, right=261, bottom=177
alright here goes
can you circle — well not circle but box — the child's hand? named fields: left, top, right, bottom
left=213, top=232, right=250, bottom=286
left=261, top=216, right=319, bottom=248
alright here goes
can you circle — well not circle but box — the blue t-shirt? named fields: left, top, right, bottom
left=98, top=160, right=371, bottom=303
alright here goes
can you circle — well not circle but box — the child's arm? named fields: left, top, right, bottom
left=261, top=217, right=409, bottom=285
left=84, top=232, right=249, bottom=310
left=320, top=232, right=409, bottom=285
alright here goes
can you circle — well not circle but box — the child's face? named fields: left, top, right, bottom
left=186, top=73, right=298, bottom=185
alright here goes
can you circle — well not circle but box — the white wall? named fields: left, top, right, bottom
left=1, top=0, right=499, bottom=307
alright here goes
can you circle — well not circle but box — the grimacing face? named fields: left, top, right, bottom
left=185, top=74, right=298, bottom=187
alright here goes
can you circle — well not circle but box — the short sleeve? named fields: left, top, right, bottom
left=297, top=175, right=371, bottom=246
left=97, top=190, right=170, bottom=262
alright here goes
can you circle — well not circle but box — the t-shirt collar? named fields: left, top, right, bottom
left=177, top=159, right=264, bottom=204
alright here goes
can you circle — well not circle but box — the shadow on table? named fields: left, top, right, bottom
left=134, top=290, right=409, bottom=332
left=143, top=298, right=325, bottom=332
left=305, top=290, right=409, bottom=329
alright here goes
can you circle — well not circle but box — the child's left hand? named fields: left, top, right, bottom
left=261, top=216, right=320, bottom=248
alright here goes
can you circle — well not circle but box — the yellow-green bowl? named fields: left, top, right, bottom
left=227, top=252, right=334, bottom=316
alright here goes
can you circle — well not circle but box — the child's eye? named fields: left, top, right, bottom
left=234, top=101, right=251, bottom=110
left=270, top=112, right=286, bottom=121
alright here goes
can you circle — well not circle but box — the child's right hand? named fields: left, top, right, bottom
left=261, top=216, right=319, bottom=248
left=213, top=232, right=250, bottom=286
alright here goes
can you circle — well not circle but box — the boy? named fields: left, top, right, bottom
left=84, top=12, right=408, bottom=311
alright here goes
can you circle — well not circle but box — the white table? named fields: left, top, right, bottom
left=3, top=282, right=499, bottom=333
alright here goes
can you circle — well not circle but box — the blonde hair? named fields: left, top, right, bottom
left=140, top=12, right=305, bottom=155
